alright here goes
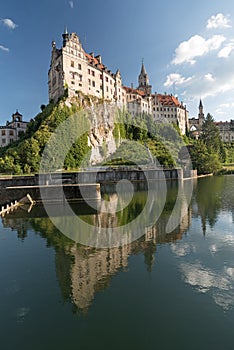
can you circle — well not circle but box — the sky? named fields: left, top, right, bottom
left=1, top=0, right=234, bottom=123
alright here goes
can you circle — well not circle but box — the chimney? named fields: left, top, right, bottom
left=95, top=55, right=102, bottom=64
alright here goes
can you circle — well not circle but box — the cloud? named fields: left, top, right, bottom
left=207, top=13, right=231, bottom=29
left=183, top=72, right=234, bottom=101
left=218, top=41, right=234, bottom=58
left=180, top=262, right=234, bottom=310
left=216, top=102, right=234, bottom=111
left=172, top=34, right=226, bottom=65
left=1, top=18, right=17, bottom=29
left=69, top=1, right=74, bottom=8
left=204, top=73, right=215, bottom=82
left=164, top=73, right=193, bottom=87
left=0, top=45, right=9, bottom=52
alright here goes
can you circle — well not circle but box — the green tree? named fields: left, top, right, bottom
left=200, top=113, right=226, bottom=162
left=190, top=141, right=222, bottom=174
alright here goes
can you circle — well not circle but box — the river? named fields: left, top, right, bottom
left=0, top=175, right=234, bottom=350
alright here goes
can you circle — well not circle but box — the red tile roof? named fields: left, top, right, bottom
left=85, top=53, right=105, bottom=70
left=123, top=86, right=146, bottom=97
left=156, top=94, right=182, bottom=107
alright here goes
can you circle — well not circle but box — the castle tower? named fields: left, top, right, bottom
left=62, top=27, right=69, bottom=47
left=138, top=60, right=152, bottom=95
left=198, top=99, right=205, bottom=126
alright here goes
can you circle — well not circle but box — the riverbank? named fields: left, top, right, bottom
left=0, top=168, right=197, bottom=205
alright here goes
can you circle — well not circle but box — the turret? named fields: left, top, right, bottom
left=198, top=99, right=205, bottom=125
left=138, top=59, right=152, bottom=95
left=62, top=27, right=69, bottom=47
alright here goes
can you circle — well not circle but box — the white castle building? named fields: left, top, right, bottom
left=0, top=111, right=28, bottom=147
left=48, top=30, right=189, bottom=134
left=189, top=100, right=234, bottom=142
left=48, top=29, right=126, bottom=106
left=215, top=120, right=234, bottom=142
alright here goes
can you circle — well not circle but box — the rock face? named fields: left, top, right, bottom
left=87, top=102, right=118, bottom=165
left=66, top=96, right=120, bottom=165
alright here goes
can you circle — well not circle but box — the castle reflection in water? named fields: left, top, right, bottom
left=1, top=180, right=194, bottom=312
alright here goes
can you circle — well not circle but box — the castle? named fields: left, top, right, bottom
left=0, top=111, right=28, bottom=147
left=48, top=30, right=189, bottom=135
left=188, top=99, right=234, bottom=142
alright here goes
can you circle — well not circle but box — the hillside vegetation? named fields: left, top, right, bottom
left=0, top=101, right=90, bottom=174
left=0, top=98, right=232, bottom=175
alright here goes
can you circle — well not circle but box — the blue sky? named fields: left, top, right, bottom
left=1, top=0, right=234, bottom=123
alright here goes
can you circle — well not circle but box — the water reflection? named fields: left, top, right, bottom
left=2, top=181, right=191, bottom=312
left=171, top=175, right=234, bottom=311
left=1, top=176, right=234, bottom=312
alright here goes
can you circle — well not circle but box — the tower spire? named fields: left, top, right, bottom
left=141, top=58, right=146, bottom=75
left=138, top=60, right=151, bottom=95
left=198, top=98, right=204, bottom=125
left=62, top=26, right=69, bottom=47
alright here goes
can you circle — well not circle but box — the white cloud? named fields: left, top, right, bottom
left=207, top=13, right=231, bottom=29
left=69, top=1, right=74, bottom=8
left=164, top=73, right=193, bottom=87
left=186, top=73, right=234, bottom=100
left=180, top=262, right=234, bottom=310
left=1, top=18, right=17, bottom=29
left=170, top=243, right=191, bottom=257
left=0, top=45, right=9, bottom=52
left=204, top=73, right=215, bottom=82
left=172, top=35, right=226, bottom=65
left=218, top=41, right=234, bottom=58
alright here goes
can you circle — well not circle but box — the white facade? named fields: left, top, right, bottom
left=48, top=31, right=188, bottom=135
left=48, top=31, right=126, bottom=106
left=151, top=94, right=188, bottom=135
left=0, top=111, right=28, bottom=147
left=216, top=120, right=234, bottom=142
left=124, top=64, right=188, bottom=134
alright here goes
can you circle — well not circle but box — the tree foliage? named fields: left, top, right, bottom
left=0, top=102, right=91, bottom=174
left=200, top=113, right=226, bottom=162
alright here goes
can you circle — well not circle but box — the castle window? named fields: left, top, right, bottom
left=92, top=81, right=95, bottom=87
left=79, top=75, right=82, bottom=82
left=1, top=130, right=6, bottom=136
left=92, top=70, right=95, bottom=77
left=9, top=130, right=14, bottom=136
left=106, top=86, right=108, bottom=92
left=71, top=61, right=74, bottom=67
left=78, top=63, right=82, bottom=70
left=88, top=68, right=90, bottom=74
left=88, top=79, right=91, bottom=85
left=71, top=50, right=74, bottom=55
left=105, top=77, right=108, bottom=82
left=71, top=81, right=75, bottom=85
left=110, top=80, right=112, bottom=85
left=2, top=139, right=6, bottom=144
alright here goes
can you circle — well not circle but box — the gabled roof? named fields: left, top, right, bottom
left=156, top=94, right=184, bottom=108
left=123, top=86, right=146, bottom=97
left=85, top=53, right=105, bottom=70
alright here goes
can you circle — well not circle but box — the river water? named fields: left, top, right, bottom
left=0, top=176, right=234, bottom=350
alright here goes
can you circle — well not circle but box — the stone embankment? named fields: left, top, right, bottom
left=0, top=168, right=197, bottom=205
